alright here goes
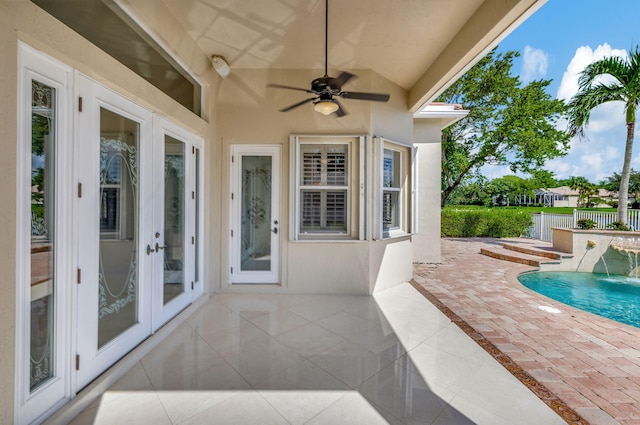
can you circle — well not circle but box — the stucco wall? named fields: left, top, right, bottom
left=412, top=119, right=443, bottom=263
left=0, top=9, right=18, bottom=423
left=217, top=68, right=416, bottom=294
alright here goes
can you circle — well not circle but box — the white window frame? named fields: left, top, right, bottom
left=290, top=135, right=366, bottom=241
left=16, top=42, right=74, bottom=425
left=373, top=137, right=414, bottom=239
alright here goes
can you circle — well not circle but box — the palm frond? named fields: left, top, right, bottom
left=567, top=84, right=626, bottom=137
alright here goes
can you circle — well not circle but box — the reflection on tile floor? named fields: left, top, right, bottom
left=69, top=284, right=564, bottom=425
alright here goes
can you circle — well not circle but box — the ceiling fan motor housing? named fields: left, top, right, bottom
left=312, top=76, right=341, bottom=95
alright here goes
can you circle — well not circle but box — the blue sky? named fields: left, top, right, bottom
left=482, top=0, right=640, bottom=184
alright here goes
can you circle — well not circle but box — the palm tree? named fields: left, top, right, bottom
left=567, top=46, right=640, bottom=224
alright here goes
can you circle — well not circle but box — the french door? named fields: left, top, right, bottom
left=75, top=76, right=200, bottom=389
left=230, top=145, right=280, bottom=284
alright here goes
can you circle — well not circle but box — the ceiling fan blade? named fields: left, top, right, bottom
left=279, top=97, right=317, bottom=112
left=267, top=83, right=315, bottom=94
left=334, top=99, right=347, bottom=117
left=333, top=71, right=355, bottom=88
left=340, top=91, right=390, bottom=102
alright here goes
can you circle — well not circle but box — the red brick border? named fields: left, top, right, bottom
left=410, top=279, right=590, bottom=425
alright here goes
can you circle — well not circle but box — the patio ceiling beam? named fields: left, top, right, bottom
left=408, top=0, right=546, bottom=113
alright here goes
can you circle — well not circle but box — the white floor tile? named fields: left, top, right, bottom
left=357, top=363, right=451, bottom=424
left=65, top=287, right=564, bottom=425
left=303, top=392, right=401, bottom=425
left=241, top=307, right=311, bottom=337
left=275, top=322, right=347, bottom=357
left=157, top=390, right=239, bottom=424
left=177, top=392, right=289, bottom=425
left=84, top=392, right=172, bottom=425
left=309, top=339, right=400, bottom=388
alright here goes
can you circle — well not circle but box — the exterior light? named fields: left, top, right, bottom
left=211, top=55, right=230, bottom=78
left=314, top=100, right=338, bottom=115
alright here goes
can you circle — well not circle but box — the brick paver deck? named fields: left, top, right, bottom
left=413, top=238, right=640, bottom=425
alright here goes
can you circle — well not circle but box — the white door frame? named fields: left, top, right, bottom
left=151, top=116, right=201, bottom=330
left=75, top=74, right=154, bottom=390
left=229, top=145, right=281, bottom=284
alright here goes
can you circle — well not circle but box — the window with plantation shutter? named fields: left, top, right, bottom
left=291, top=135, right=365, bottom=240
left=299, top=144, right=348, bottom=234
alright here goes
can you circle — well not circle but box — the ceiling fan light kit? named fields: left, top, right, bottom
left=314, top=100, right=339, bottom=115
left=266, top=0, right=389, bottom=117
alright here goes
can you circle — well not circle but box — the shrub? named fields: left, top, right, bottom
left=441, top=208, right=533, bottom=237
left=577, top=218, right=597, bottom=229
left=609, top=221, right=631, bottom=231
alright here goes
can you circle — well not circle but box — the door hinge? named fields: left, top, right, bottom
left=230, top=229, right=233, bottom=237
left=191, top=281, right=194, bottom=290
left=192, top=191, right=195, bottom=200
left=191, top=236, right=195, bottom=245
left=77, top=182, right=82, bottom=198
left=78, top=96, right=83, bottom=112
left=192, top=146, right=195, bottom=154
left=230, top=267, right=233, bottom=274
left=76, top=354, right=80, bottom=371
left=232, top=155, right=234, bottom=163
left=77, top=268, right=81, bottom=284
left=231, top=193, right=234, bottom=200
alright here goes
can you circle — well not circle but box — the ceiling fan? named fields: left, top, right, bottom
left=267, top=0, right=390, bottom=117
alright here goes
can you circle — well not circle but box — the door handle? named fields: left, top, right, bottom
left=155, top=242, right=168, bottom=251
left=146, top=244, right=155, bottom=255
left=272, top=227, right=278, bottom=234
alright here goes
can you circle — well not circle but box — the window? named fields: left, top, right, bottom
left=31, top=0, right=203, bottom=116
left=375, top=138, right=413, bottom=238
left=383, top=148, right=401, bottom=232
left=291, top=135, right=365, bottom=240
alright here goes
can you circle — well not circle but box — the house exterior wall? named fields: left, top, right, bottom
left=0, top=1, right=447, bottom=421
left=0, top=14, right=19, bottom=423
left=412, top=119, right=444, bottom=263
left=217, top=68, right=416, bottom=294
left=0, top=1, right=219, bottom=421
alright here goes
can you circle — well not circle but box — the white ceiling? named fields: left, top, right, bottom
left=152, top=0, right=544, bottom=110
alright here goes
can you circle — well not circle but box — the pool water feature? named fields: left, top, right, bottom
left=518, top=271, right=640, bottom=328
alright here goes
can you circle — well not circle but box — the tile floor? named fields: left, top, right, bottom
left=66, top=283, right=564, bottom=425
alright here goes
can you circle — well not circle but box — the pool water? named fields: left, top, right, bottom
left=518, top=271, right=640, bottom=328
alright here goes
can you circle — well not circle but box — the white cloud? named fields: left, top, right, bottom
left=521, top=45, right=548, bottom=83
left=557, top=43, right=627, bottom=101
left=549, top=44, right=631, bottom=183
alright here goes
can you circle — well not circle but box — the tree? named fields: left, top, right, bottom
left=567, top=46, right=640, bottom=224
left=439, top=48, right=570, bottom=206
left=488, top=175, right=533, bottom=206
left=446, top=175, right=491, bottom=206
left=529, top=169, right=558, bottom=189
left=567, top=176, right=597, bottom=208
left=601, top=169, right=640, bottom=206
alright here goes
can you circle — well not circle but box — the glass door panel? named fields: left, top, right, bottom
left=30, top=80, right=56, bottom=391
left=98, top=108, right=140, bottom=348
left=163, top=135, right=185, bottom=304
left=230, top=145, right=280, bottom=284
left=241, top=155, right=272, bottom=272
left=75, top=74, right=153, bottom=390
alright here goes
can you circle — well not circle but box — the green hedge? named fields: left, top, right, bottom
left=441, top=208, right=533, bottom=238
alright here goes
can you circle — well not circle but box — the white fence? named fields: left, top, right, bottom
left=528, top=209, right=640, bottom=241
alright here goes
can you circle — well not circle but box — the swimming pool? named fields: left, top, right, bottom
left=518, top=271, right=640, bottom=328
